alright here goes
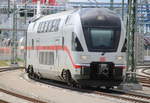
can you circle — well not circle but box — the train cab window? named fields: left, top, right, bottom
left=37, top=23, right=41, bottom=33
left=72, top=32, right=84, bottom=52
left=83, top=28, right=120, bottom=52
left=65, top=15, right=72, bottom=25
left=121, top=39, right=127, bottom=52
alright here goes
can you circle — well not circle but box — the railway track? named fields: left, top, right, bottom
left=142, top=68, right=150, bottom=76
left=28, top=73, right=150, bottom=103
left=93, top=89, right=150, bottom=103
left=138, top=77, right=150, bottom=87
left=1, top=66, right=150, bottom=103
left=0, top=99, right=9, bottom=103
left=0, top=67, right=47, bottom=103
left=0, top=88, right=47, bottom=103
left=0, top=66, right=24, bottom=72
left=137, top=68, right=150, bottom=87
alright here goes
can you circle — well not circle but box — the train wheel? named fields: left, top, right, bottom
left=105, top=86, right=113, bottom=90
left=25, top=65, right=31, bottom=73
left=76, top=84, right=87, bottom=89
left=28, top=66, right=34, bottom=78
left=33, top=73, right=39, bottom=79
left=62, top=70, right=75, bottom=87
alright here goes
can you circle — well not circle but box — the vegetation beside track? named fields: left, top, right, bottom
left=0, top=60, right=9, bottom=67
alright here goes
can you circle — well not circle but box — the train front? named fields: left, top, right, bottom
left=72, top=8, right=126, bottom=88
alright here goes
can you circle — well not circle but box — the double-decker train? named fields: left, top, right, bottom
left=25, top=8, right=126, bottom=88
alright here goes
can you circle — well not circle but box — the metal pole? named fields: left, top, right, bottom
left=11, top=0, right=17, bottom=65
left=110, top=0, right=114, bottom=10
left=8, top=0, right=10, bottom=18
left=140, top=0, right=144, bottom=33
left=126, top=0, right=137, bottom=83
left=24, top=0, right=28, bottom=68
left=122, top=0, right=124, bottom=20
left=119, top=0, right=142, bottom=90
left=24, top=0, right=27, bottom=24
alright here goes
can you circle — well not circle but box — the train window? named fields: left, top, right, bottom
left=37, top=22, right=42, bottom=33
left=39, top=52, right=54, bottom=65
left=40, top=52, right=44, bottom=64
left=83, top=28, right=121, bottom=52
left=65, top=16, right=72, bottom=25
left=46, top=52, right=50, bottom=65
left=54, top=19, right=61, bottom=32
left=32, top=39, right=34, bottom=49
left=41, top=22, right=46, bottom=33
left=41, top=22, right=45, bottom=32
left=44, top=22, right=49, bottom=32
left=91, top=29, right=114, bottom=48
left=39, top=52, right=42, bottom=64
left=72, top=32, right=84, bottom=52
left=45, top=52, right=48, bottom=64
left=49, top=52, right=54, bottom=65
left=51, top=20, right=57, bottom=32
left=46, top=20, right=51, bottom=32
left=121, top=39, right=127, bottom=52
left=43, top=52, right=46, bottom=64
left=48, top=20, right=53, bottom=32
left=37, top=19, right=61, bottom=33
left=39, top=22, right=44, bottom=33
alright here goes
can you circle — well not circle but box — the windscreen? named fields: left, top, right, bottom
left=79, top=8, right=121, bottom=52
left=83, top=28, right=120, bottom=52
left=90, top=29, right=114, bottom=49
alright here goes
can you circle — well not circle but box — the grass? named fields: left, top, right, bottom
left=0, top=60, right=9, bottom=67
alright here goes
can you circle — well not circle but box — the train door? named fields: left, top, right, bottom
left=35, top=38, right=40, bottom=73
left=54, top=37, right=61, bottom=76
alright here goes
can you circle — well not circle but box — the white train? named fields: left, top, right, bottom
left=26, top=8, right=126, bottom=88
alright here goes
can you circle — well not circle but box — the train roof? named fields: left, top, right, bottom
left=79, top=8, right=121, bottom=28
left=31, top=8, right=119, bottom=23
left=32, top=9, right=78, bottom=22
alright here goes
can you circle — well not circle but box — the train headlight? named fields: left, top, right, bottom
left=20, top=46, right=24, bottom=50
left=117, top=56, right=123, bottom=60
left=97, top=16, right=105, bottom=20
left=80, top=55, right=88, bottom=60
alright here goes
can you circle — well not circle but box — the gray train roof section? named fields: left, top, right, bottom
left=79, top=8, right=121, bottom=28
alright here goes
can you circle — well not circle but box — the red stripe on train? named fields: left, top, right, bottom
left=25, top=45, right=81, bottom=69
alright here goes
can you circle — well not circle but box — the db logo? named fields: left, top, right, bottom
left=100, top=57, right=106, bottom=62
